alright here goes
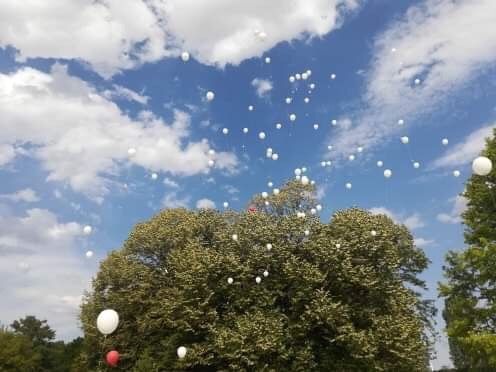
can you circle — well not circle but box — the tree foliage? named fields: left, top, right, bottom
left=440, top=129, right=496, bottom=370
left=0, top=325, right=42, bottom=371
left=80, top=180, right=433, bottom=371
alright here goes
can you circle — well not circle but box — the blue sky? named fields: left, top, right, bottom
left=1, top=0, right=495, bottom=368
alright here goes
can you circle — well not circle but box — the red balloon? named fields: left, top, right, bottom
left=248, top=206, right=257, bottom=213
left=106, top=350, right=120, bottom=367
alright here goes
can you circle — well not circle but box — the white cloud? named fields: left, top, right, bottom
left=0, top=188, right=40, bottom=203
left=0, top=208, right=94, bottom=340
left=437, top=195, right=467, bottom=224
left=103, top=85, right=149, bottom=105
left=413, top=237, right=435, bottom=248
left=0, top=0, right=362, bottom=75
left=328, top=0, right=496, bottom=158
left=162, top=192, right=190, bottom=209
left=369, top=207, right=424, bottom=230
left=251, top=78, right=273, bottom=98
left=0, top=65, right=237, bottom=201
left=163, top=178, right=179, bottom=188
left=196, top=198, right=216, bottom=210
left=223, top=185, right=240, bottom=195
left=432, top=124, right=494, bottom=169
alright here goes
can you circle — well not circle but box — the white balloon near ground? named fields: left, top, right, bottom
left=310, top=180, right=315, bottom=185
left=96, top=309, right=119, bottom=335
left=206, top=91, right=215, bottom=101
left=472, top=156, right=493, bottom=176
left=377, top=161, right=384, bottom=167
left=262, top=192, right=268, bottom=198
left=311, top=208, right=317, bottom=215
left=273, top=188, right=280, bottom=195
left=442, top=138, right=449, bottom=146
left=85, top=250, right=94, bottom=258
left=335, top=243, right=341, bottom=249
left=177, top=346, right=187, bottom=359
left=83, top=225, right=92, bottom=235
left=384, top=169, right=392, bottom=178
left=453, top=170, right=461, bottom=177
left=258, top=132, right=266, bottom=140
left=290, top=114, right=296, bottom=122
left=345, top=183, right=352, bottom=190
left=302, top=167, right=307, bottom=172
left=222, top=128, right=229, bottom=135
left=227, top=277, right=234, bottom=284
left=301, top=176, right=309, bottom=185
left=401, top=136, right=409, bottom=144
left=181, top=52, right=190, bottom=62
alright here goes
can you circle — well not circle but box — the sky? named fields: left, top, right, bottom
left=0, top=0, right=495, bottom=368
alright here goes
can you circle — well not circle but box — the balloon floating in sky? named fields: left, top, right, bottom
left=177, top=346, right=187, bottom=359
left=384, top=169, right=392, bottom=178
left=273, top=188, right=280, bottom=195
left=313, top=124, right=319, bottom=130
left=106, top=351, right=120, bottom=367
left=472, top=156, right=492, bottom=176
left=290, top=114, right=296, bottom=122
left=97, top=309, right=119, bottom=335
left=304, top=97, right=310, bottom=103
left=85, top=250, right=93, bottom=258
left=301, top=176, right=309, bottom=185
left=331, top=74, right=336, bottom=79
left=223, top=202, right=229, bottom=208
left=127, top=147, right=137, bottom=157
left=357, top=147, right=363, bottom=153
left=413, top=162, right=420, bottom=169
left=401, top=136, right=409, bottom=144
left=345, top=183, right=352, bottom=190
left=243, top=127, right=248, bottom=134
left=248, top=105, right=254, bottom=111
left=286, top=97, right=292, bottom=104
left=259, top=132, right=266, bottom=140
left=377, top=161, right=384, bottom=167
left=349, top=155, right=355, bottom=161
left=331, top=119, right=337, bottom=126
left=151, top=173, right=158, bottom=180
left=265, top=57, right=271, bottom=64
left=295, top=73, right=301, bottom=80
left=414, top=78, right=421, bottom=85
left=398, top=119, right=404, bottom=125
left=442, top=138, right=449, bottom=146
left=208, top=159, right=215, bottom=167
left=222, top=128, right=229, bottom=135
left=206, top=91, right=215, bottom=101
left=83, top=225, right=92, bottom=235
left=294, top=168, right=302, bottom=176
left=181, top=52, right=190, bottom=62
left=289, top=76, right=295, bottom=83
left=276, top=123, right=282, bottom=129
left=453, top=170, right=461, bottom=177
left=272, top=153, right=279, bottom=160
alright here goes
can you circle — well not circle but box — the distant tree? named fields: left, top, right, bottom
left=80, top=180, right=434, bottom=371
left=11, top=315, right=55, bottom=346
left=0, top=325, right=42, bottom=371
left=440, top=129, right=496, bottom=369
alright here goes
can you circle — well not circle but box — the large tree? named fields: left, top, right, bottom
left=80, top=180, right=434, bottom=371
left=0, top=325, right=42, bottom=371
left=440, top=129, right=496, bottom=369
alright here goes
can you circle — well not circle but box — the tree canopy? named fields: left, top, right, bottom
left=80, top=180, right=434, bottom=371
left=440, top=129, right=496, bottom=370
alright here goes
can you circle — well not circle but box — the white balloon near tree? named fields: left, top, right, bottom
left=96, top=309, right=119, bottom=335
left=177, top=346, right=187, bottom=359
left=472, top=156, right=492, bottom=176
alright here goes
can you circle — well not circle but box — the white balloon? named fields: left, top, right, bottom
left=264, top=201, right=270, bottom=206
left=301, top=176, right=309, bottom=185
left=273, top=188, right=280, bottom=195
left=181, top=52, right=190, bottom=62
left=263, top=270, right=269, bottom=277
left=85, top=250, right=93, bottom=258
left=258, top=31, right=267, bottom=40
left=311, top=180, right=315, bottom=185
left=248, top=105, right=254, bottom=111
left=371, top=230, right=377, bottom=237
left=290, top=114, right=296, bottom=121
left=304, top=97, right=310, bottom=103
left=295, top=175, right=301, bottom=180
left=327, top=145, right=333, bottom=150
left=271, top=153, right=279, bottom=161
left=310, top=83, right=316, bottom=89
left=295, top=73, right=301, bottom=80
left=335, top=243, right=341, bottom=248
left=208, top=159, right=215, bottom=167
left=208, top=149, right=215, bottom=156
left=330, top=73, right=336, bottom=79
left=289, top=76, right=295, bottom=83
left=472, top=156, right=493, bottom=176
left=398, top=119, right=404, bottom=125
left=302, top=72, right=308, bottom=80
left=127, top=147, right=137, bottom=156
left=286, top=97, right=292, bottom=104
left=326, top=161, right=332, bottom=166
left=262, top=192, right=268, bottom=198
left=268, top=182, right=273, bottom=188
left=276, top=123, right=282, bottom=129
left=265, top=57, right=271, bottom=64
left=259, top=132, right=266, bottom=140
left=316, top=204, right=322, bottom=211
left=302, top=167, right=307, bottom=172
left=413, top=162, right=420, bottom=169
left=313, top=124, right=319, bottom=130
left=83, top=225, right=92, bottom=235
left=227, top=277, right=234, bottom=284
left=331, top=119, right=337, bottom=126
left=266, top=243, right=273, bottom=250
left=177, top=346, right=187, bottom=359
left=453, top=170, right=461, bottom=177
left=206, top=91, right=215, bottom=101
left=304, top=230, right=310, bottom=236
left=294, top=168, right=302, bottom=176
left=222, top=128, right=229, bottom=135
left=414, top=78, right=421, bottom=85
left=311, top=208, right=317, bottom=215
left=232, top=234, right=238, bottom=241
left=256, top=276, right=262, bottom=284
left=384, top=169, right=392, bottom=178
left=345, top=183, right=352, bottom=190
left=442, top=138, right=449, bottom=146
left=357, top=147, right=363, bottom=153
left=96, top=309, right=119, bottom=335
left=223, top=202, right=229, bottom=208
left=349, top=155, right=355, bottom=161
left=321, top=161, right=326, bottom=167
left=377, top=160, right=384, bottom=167
left=401, top=136, right=409, bottom=144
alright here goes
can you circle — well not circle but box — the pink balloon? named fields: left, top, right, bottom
left=106, top=350, right=120, bottom=367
